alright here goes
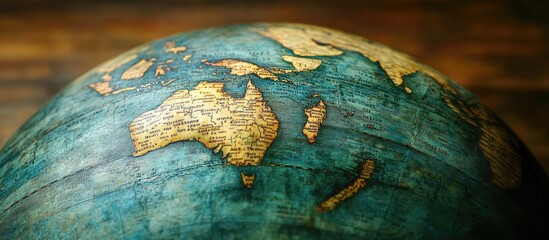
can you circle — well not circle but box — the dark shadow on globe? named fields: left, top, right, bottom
left=0, top=23, right=547, bottom=239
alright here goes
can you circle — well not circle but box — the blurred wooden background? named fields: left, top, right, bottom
left=0, top=0, right=547, bottom=173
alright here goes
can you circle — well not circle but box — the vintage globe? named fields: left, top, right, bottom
left=0, top=23, right=547, bottom=239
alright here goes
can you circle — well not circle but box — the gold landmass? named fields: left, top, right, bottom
left=281, top=55, right=322, bottom=72
left=240, top=172, right=256, bottom=188
left=303, top=99, right=327, bottom=144
left=204, top=56, right=322, bottom=82
left=155, top=65, right=166, bottom=77
left=88, top=82, right=113, bottom=96
left=183, top=54, right=192, bottom=61
left=480, top=124, right=523, bottom=189
left=260, top=25, right=461, bottom=95
left=404, top=86, right=412, bottom=94
left=164, top=41, right=187, bottom=54
left=261, top=27, right=343, bottom=56
left=204, top=59, right=280, bottom=81
left=111, top=87, right=137, bottom=95
left=121, top=59, right=155, bottom=80
left=444, top=98, right=522, bottom=189
left=129, top=80, right=279, bottom=167
left=316, top=159, right=376, bottom=213
left=161, top=79, right=175, bottom=86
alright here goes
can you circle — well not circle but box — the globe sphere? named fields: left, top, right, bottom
left=1, top=23, right=547, bottom=239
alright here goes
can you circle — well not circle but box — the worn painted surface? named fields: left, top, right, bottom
left=0, top=23, right=547, bottom=239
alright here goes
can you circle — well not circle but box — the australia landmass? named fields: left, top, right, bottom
left=129, top=80, right=279, bottom=167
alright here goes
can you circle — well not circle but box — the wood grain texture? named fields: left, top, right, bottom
left=0, top=0, right=547, bottom=173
